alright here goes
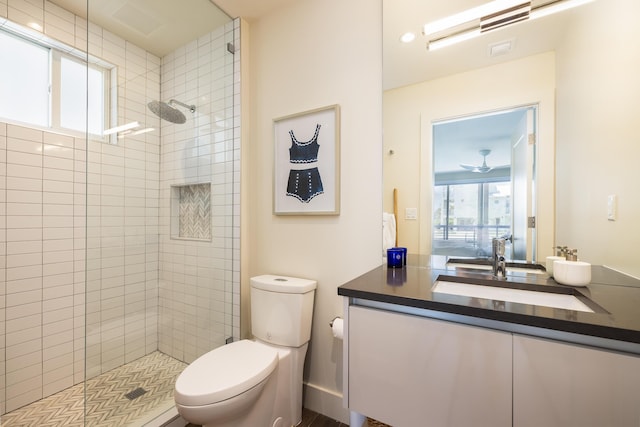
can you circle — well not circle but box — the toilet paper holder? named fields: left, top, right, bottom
left=329, top=316, right=344, bottom=340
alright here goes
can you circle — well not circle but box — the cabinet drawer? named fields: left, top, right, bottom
left=348, top=306, right=512, bottom=427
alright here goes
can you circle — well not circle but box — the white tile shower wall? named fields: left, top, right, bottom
left=0, top=123, right=88, bottom=413
left=0, top=0, right=162, bottom=413
left=158, top=20, right=239, bottom=364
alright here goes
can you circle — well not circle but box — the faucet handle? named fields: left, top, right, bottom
left=566, top=248, right=578, bottom=261
left=501, top=234, right=513, bottom=243
left=555, top=245, right=568, bottom=256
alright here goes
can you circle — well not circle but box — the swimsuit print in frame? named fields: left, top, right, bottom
left=273, top=104, right=340, bottom=215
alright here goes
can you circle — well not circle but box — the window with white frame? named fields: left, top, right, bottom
left=0, top=29, right=49, bottom=127
left=0, top=27, right=110, bottom=137
left=59, top=55, right=106, bottom=135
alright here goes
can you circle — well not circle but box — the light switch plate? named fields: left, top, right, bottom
left=405, top=207, right=418, bottom=220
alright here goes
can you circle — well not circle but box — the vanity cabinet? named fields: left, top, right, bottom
left=347, top=306, right=512, bottom=427
left=346, top=305, right=640, bottom=427
left=513, top=334, right=640, bottom=427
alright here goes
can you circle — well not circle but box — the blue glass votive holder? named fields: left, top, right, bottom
left=387, top=248, right=404, bottom=268
left=392, top=247, right=407, bottom=265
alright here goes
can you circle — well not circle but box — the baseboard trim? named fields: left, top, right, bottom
left=303, top=382, right=349, bottom=424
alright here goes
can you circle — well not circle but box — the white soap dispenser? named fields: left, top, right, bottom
left=546, top=246, right=567, bottom=277
left=553, top=248, right=592, bottom=287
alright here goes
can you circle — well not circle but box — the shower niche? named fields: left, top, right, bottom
left=171, top=183, right=213, bottom=241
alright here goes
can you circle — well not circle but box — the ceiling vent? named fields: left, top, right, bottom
left=488, top=39, right=515, bottom=57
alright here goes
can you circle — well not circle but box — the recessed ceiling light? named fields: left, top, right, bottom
left=400, top=32, right=416, bottom=43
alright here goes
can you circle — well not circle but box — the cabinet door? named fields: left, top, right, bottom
left=514, top=334, right=640, bottom=427
left=348, top=306, right=512, bottom=427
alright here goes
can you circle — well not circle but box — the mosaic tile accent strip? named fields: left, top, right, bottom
left=178, top=184, right=211, bottom=240
left=0, top=352, right=186, bottom=427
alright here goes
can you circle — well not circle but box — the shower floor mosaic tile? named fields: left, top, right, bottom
left=1, top=351, right=186, bottom=427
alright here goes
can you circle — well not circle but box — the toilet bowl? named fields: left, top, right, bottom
left=174, top=275, right=317, bottom=427
left=175, top=340, right=279, bottom=426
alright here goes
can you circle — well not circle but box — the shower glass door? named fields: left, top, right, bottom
left=0, top=0, right=241, bottom=427
left=0, top=1, right=238, bottom=424
left=83, top=1, right=239, bottom=425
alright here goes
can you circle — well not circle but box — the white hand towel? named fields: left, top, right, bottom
left=382, top=212, right=397, bottom=255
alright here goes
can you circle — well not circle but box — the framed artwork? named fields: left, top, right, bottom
left=273, top=104, right=340, bottom=215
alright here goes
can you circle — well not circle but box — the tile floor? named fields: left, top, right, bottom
left=186, top=408, right=390, bottom=426
left=0, top=350, right=391, bottom=427
left=299, top=408, right=349, bottom=426
left=298, top=409, right=391, bottom=427
left=1, top=352, right=186, bottom=427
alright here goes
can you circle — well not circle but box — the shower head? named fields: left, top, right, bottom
left=147, top=99, right=196, bottom=124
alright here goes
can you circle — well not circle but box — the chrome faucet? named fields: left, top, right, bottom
left=492, top=238, right=507, bottom=278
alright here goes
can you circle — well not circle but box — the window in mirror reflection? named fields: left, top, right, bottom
left=433, top=182, right=512, bottom=258
left=432, top=105, right=536, bottom=261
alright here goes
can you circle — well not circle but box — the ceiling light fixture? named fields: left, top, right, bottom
left=480, top=2, right=531, bottom=33
left=423, top=0, right=525, bottom=36
left=428, top=29, right=482, bottom=51
left=529, top=0, right=594, bottom=20
left=425, top=0, right=594, bottom=51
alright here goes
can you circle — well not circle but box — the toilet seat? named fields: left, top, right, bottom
left=175, top=340, right=279, bottom=406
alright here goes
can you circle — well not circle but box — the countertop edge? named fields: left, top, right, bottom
left=337, top=259, right=640, bottom=350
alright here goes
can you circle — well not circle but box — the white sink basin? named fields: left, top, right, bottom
left=447, top=262, right=546, bottom=275
left=432, top=280, right=594, bottom=313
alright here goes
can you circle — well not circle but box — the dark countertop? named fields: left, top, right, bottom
left=338, top=255, right=640, bottom=346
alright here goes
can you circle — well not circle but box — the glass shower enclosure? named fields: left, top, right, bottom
left=0, top=0, right=240, bottom=425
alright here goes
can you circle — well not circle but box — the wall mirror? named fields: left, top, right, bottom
left=383, top=0, right=640, bottom=277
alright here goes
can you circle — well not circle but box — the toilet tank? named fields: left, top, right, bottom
left=250, top=275, right=317, bottom=347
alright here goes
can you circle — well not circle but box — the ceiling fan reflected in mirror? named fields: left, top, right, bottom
left=460, top=149, right=500, bottom=173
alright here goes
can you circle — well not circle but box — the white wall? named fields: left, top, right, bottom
left=245, top=0, right=382, bottom=422
left=556, top=0, right=640, bottom=277
left=0, top=123, right=89, bottom=414
left=384, top=53, right=556, bottom=262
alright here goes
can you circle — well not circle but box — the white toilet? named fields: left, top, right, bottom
left=174, top=275, right=317, bottom=427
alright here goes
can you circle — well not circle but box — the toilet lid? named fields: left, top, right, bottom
left=175, top=340, right=279, bottom=406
